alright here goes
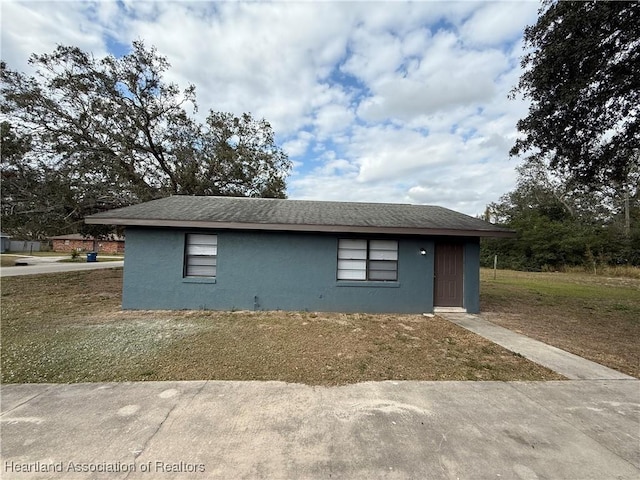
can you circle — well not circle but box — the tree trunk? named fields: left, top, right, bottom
left=624, top=184, right=630, bottom=239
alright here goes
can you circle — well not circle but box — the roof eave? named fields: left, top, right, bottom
left=86, top=217, right=516, bottom=238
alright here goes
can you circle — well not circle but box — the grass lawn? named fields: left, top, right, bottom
left=480, top=268, right=640, bottom=378
left=1, top=269, right=561, bottom=385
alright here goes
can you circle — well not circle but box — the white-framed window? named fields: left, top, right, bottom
left=337, top=239, right=398, bottom=281
left=185, top=234, right=217, bottom=277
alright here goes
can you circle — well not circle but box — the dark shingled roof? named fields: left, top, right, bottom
left=49, top=233, right=125, bottom=241
left=86, top=196, right=515, bottom=237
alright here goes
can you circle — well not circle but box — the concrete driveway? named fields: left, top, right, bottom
left=2, top=379, right=638, bottom=479
left=0, top=256, right=123, bottom=276
left=1, top=273, right=637, bottom=479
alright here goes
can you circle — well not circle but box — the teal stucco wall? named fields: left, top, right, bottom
left=121, top=227, right=481, bottom=313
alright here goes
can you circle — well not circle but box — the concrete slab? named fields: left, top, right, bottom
left=0, top=384, right=56, bottom=412
left=1, top=382, right=205, bottom=477
left=1, top=380, right=638, bottom=479
left=441, top=313, right=634, bottom=380
left=510, top=381, right=640, bottom=470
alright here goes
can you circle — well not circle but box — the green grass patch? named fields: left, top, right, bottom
left=481, top=269, right=640, bottom=378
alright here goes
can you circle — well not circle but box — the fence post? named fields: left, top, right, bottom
left=493, top=255, right=498, bottom=280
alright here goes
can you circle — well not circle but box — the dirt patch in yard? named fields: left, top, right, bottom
left=133, top=311, right=562, bottom=385
left=1, top=269, right=562, bottom=385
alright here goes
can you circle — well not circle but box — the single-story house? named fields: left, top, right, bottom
left=50, top=234, right=125, bottom=254
left=5, top=238, right=40, bottom=253
left=0, top=232, right=10, bottom=253
left=85, top=196, right=514, bottom=314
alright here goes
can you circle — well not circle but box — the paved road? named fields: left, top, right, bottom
left=2, top=379, right=638, bottom=479
left=0, top=258, right=124, bottom=276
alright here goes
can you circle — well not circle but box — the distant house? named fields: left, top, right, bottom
left=0, top=232, right=9, bottom=253
left=50, top=234, right=125, bottom=254
left=86, top=196, right=514, bottom=314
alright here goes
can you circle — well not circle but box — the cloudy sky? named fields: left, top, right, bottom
left=1, top=0, right=541, bottom=216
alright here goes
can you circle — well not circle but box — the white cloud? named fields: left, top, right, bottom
left=114, top=1, right=357, bottom=134
left=1, top=0, right=538, bottom=216
left=1, top=1, right=108, bottom=70
left=341, top=28, right=404, bottom=86
left=289, top=171, right=405, bottom=205
left=282, top=131, right=314, bottom=158
left=313, top=104, right=355, bottom=140
left=461, top=2, right=539, bottom=47
left=347, top=126, right=452, bottom=182
left=357, top=30, right=509, bottom=122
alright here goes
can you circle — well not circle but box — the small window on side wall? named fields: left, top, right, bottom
left=337, top=239, right=398, bottom=281
left=185, top=234, right=217, bottom=277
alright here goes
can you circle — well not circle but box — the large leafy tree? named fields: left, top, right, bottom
left=482, top=162, right=640, bottom=271
left=511, top=1, right=639, bottom=187
left=483, top=173, right=597, bottom=271
left=1, top=120, right=117, bottom=238
left=1, top=41, right=290, bottom=238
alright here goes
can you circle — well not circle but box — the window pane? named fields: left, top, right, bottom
left=338, top=248, right=367, bottom=260
left=337, top=269, right=367, bottom=280
left=338, top=259, right=366, bottom=271
left=187, top=265, right=217, bottom=277
left=369, top=269, right=397, bottom=281
left=188, top=244, right=217, bottom=255
left=188, top=234, right=217, bottom=246
left=339, top=239, right=367, bottom=250
left=369, top=240, right=396, bottom=250
left=369, top=259, right=398, bottom=281
left=187, top=257, right=217, bottom=267
left=369, top=240, right=398, bottom=260
left=338, top=238, right=367, bottom=260
left=369, top=249, right=398, bottom=260
left=368, top=260, right=397, bottom=271
left=185, top=234, right=217, bottom=277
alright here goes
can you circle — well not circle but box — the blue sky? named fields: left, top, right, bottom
left=1, top=0, right=541, bottom=216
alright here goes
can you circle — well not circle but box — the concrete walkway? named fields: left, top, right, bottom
left=2, top=380, right=639, bottom=479
left=441, top=313, right=635, bottom=380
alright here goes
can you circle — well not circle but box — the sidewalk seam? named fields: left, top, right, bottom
left=0, top=385, right=56, bottom=416
left=123, top=381, right=209, bottom=479
left=507, top=381, right=640, bottom=473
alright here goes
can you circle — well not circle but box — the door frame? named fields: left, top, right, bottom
left=433, top=242, right=465, bottom=310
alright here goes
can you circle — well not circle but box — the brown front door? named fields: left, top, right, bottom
left=434, top=243, right=463, bottom=307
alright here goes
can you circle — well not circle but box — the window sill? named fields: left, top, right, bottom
left=336, top=281, right=400, bottom=288
left=182, top=277, right=217, bottom=284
